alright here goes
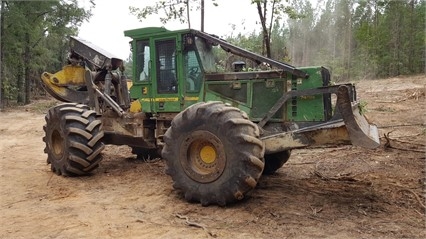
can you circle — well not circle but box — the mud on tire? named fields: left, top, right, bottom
left=162, top=102, right=265, bottom=206
left=43, top=103, right=105, bottom=176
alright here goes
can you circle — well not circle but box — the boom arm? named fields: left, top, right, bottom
left=192, top=30, right=309, bottom=79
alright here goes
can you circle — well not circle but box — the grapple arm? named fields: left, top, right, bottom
left=40, top=65, right=88, bottom=103
left=40, top=37, right=130, bottom=112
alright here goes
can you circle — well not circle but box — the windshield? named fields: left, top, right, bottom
left=195, top=37, right=216, bottom=73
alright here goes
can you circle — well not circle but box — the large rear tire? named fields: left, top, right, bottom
left=43, top=103, right=105, bottom=176
left=263, top=150, right=291, bottom=175
left=162, top=102, right=265, bottom=206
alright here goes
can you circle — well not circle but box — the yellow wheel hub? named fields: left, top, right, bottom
left=199, top=145, right=216, bottom=164
left=181, top=130, right=226, bottom=183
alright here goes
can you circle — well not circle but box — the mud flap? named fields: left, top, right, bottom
left=336, top=85, right=380, bottom=149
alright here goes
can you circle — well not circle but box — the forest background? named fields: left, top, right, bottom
left=0, top=0, right=424, bottom=108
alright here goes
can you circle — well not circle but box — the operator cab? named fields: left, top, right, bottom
left=125, top=28, right=211, bottom=113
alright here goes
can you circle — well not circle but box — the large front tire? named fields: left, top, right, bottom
left=162, top=102, right=265, bottom=206
left=43, top=103, right=105, bottom=176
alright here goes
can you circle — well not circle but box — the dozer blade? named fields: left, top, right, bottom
left=40, top=65, right=89, bottom=103
left=336, top=85, right=380, bottom=149
left=262, top=85, right=380, bottom=154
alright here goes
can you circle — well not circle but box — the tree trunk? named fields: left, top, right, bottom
left=201, top=0, right=204, bottom=32
left=186, top=0, right=191, bottom=29
left=17, top=61, right=24, bottom=104
left=408, top=0, right=415, bottom=72
left=0, top=0, right=5, bottom=109
left=347, top=15, right=352, bottom=80
left=391, top=2, right=401, bottom=76
left=302, top=31, right=307, bottom=65
left=256, top=1, right=271, bottom=58
left=24, top=32, right=31, bottom=104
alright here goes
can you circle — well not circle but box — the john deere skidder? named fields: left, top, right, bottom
left=40, top=27, right=379, bottom=206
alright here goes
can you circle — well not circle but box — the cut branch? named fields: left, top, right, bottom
left=384, top=132, right=425, bottom=153
left=175, top=213, right=216, bottom=238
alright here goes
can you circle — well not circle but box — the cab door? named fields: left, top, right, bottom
left=181, top=39, right=203, bottom=109
left=131, top=39, right=154, bottom=112
left=152, top=38, right=182, bottom=112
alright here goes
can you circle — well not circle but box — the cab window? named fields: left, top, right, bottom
left=136, top=40, right=150, bottom=81
left=184, top=50, right=202, bottom=92
left=156, top=40, right=177, bottom=93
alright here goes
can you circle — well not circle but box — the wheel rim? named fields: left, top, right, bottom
left=199, top=145, right=216, bottom=164
left=180, top=130, right=226, bottom=183
left=51, top=129, right=64, bottom=159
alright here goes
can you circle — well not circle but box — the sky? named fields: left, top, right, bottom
left=78, top=0, right=259, bottom=60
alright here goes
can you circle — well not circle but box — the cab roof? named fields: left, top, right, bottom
left=124, top=27, right=191, bottom=39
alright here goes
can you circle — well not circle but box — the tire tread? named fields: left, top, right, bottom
left=43, top=104, right=104, bottom=176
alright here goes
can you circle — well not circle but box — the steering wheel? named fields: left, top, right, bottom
left=189, top=67, right=199, bottom=76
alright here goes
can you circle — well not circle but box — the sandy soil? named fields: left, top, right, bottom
left=0, top=75, right=425, bottom=239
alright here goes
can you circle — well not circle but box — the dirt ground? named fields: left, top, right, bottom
left=1, top=75, right=425, bottom=239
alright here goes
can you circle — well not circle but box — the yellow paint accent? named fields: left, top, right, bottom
left=139, top=96, right=198, bottom=102
left=44, top=65, right=86, bottom=86
left=184, top=96, right=199, bottom=101
left=130, top=100, right=142, bottom=113
left=127, top=81, right=133, bottom=90
left=199, top=145, right=216, bottom=164
left=41, top=73, right=65, bottom=93
left=299, top=95, right=315, bottom=100
left=40, top=70, right=85, bottom=102
left=140, top=97, right=179, bottom=102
